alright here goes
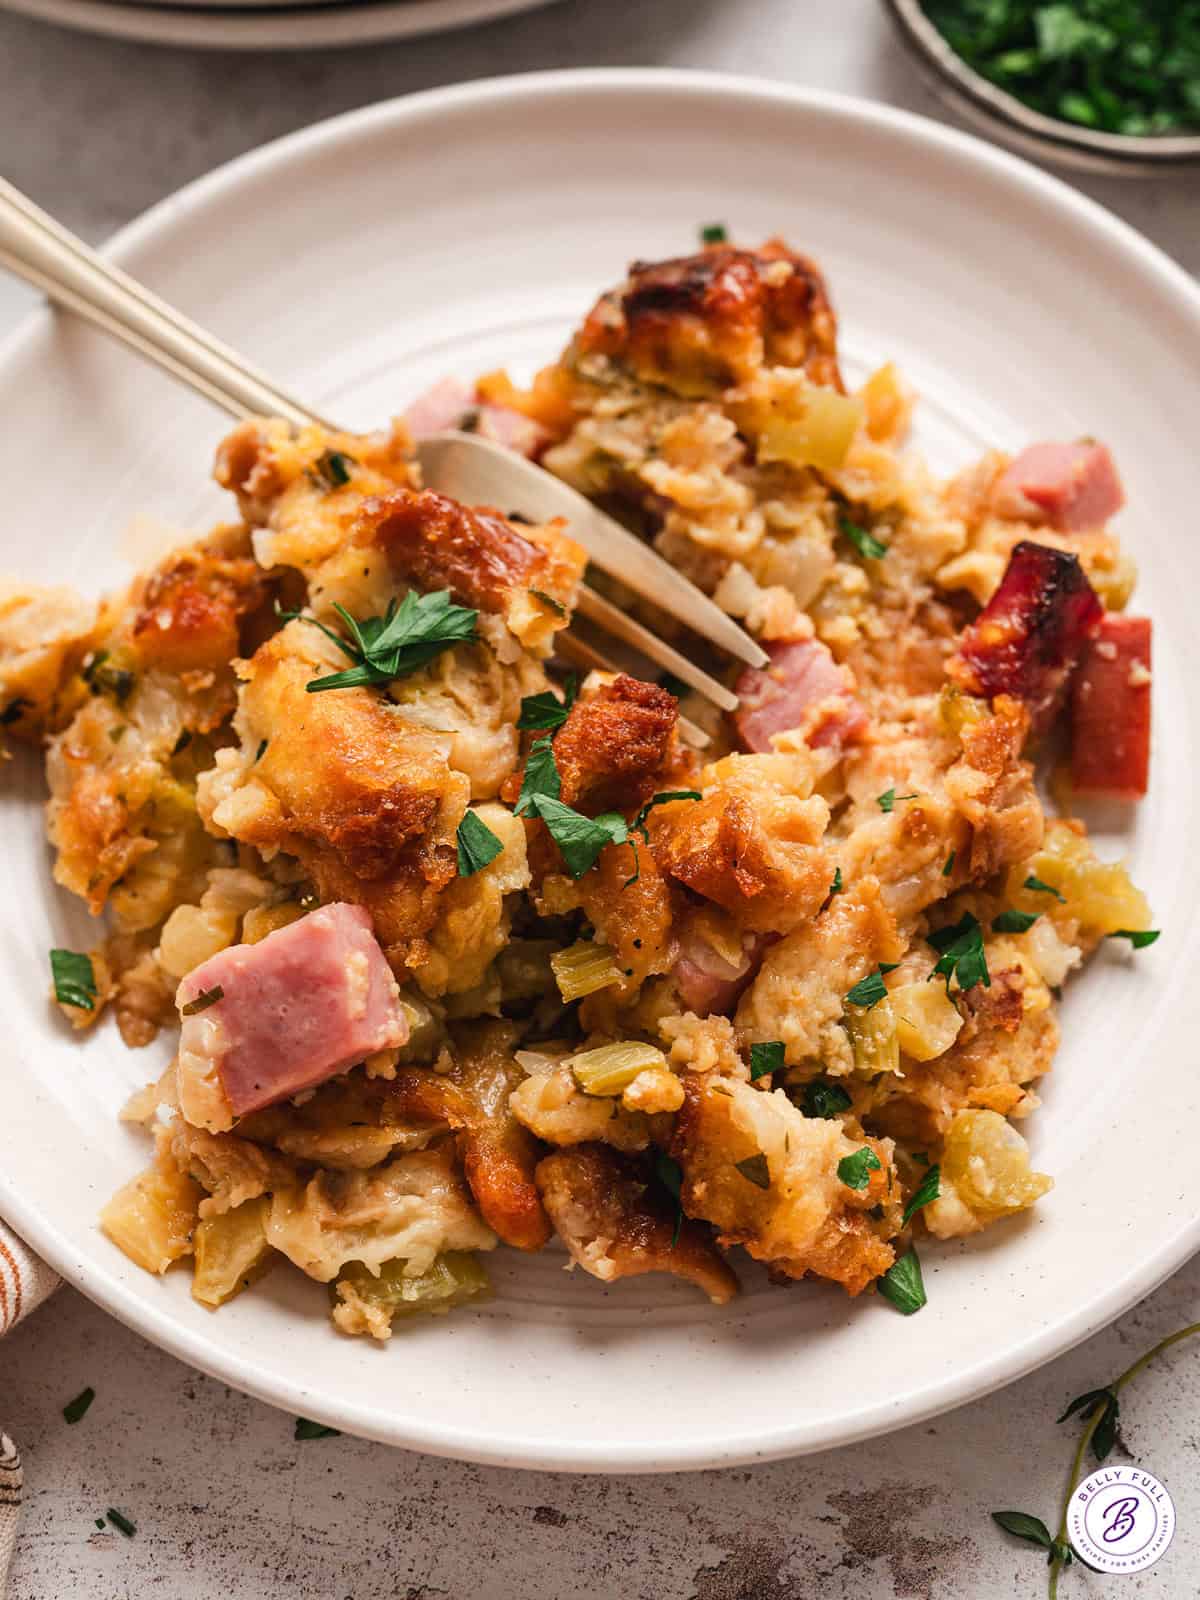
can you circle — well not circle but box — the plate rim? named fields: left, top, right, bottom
left=2, top=67, right=1199, bottom=1472
left=0, top=0, right=558, bottom=50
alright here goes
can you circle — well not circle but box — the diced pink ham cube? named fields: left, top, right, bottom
left=1070, top=614, right=1152, bottom=800
left=474, top=406, right=549, bottom=460
left=994, top=441, right=1125, bottom=532
left=175, top=902, right=409, bottom=1132
left=733, top=639, right=868, bottom=754
left=403, top=377, right=548, bottom=460
left=402, top=376, right=476, bottom=438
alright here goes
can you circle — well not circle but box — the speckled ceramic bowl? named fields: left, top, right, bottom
left=884, top=0, right=1200, bottom=177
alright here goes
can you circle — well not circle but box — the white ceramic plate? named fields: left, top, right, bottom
left=0, top=0, right=557, bottom=49
left=1, top=70, right=1197, bottom=1473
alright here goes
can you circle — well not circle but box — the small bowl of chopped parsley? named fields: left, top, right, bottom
left=883, top=0, right=1200, bottom=174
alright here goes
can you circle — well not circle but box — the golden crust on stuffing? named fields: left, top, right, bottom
left=577, top=240, right=843, bottom=397
left=947, top=696, right=1043, bottom=880
left=575, top=841, right=678, bottom=1000
left=736, top=878, right=903, bottom=1067
left=536, top=1143, right=739, bottom=1304
left=0, top=578, right=98, bottom=741
left=354, top=489, right=586, bottom=654
left=46, top=532, right=266, bottom=920
left=445, top=1023, right=553, bottom=1253
left=648, top=752, right=831, bottom=934
left=213, top=417, right=416, bottom=574
left=201, top=620, right=468, bottom=968
left=671, top=1076, right=899, bottom=1295
left=549, top=673, right=688, bottom=814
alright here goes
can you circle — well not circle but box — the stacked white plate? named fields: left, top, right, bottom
left=0, top=0, right=557, bottom=51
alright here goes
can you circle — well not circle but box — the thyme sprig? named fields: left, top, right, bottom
left=992, top=1320, right=1200, bottom=1596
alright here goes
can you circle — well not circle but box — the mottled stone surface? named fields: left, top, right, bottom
left=2, top=3, right=1199, bottom=1595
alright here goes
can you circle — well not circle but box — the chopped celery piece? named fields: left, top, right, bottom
left=550, top=940, right=623, bottom=1001
left=336, top=1252, right=490, bottom=1323
left=567, top=1039, right=668, bottom=1096
left=844, top=997, right=900, bottom=1076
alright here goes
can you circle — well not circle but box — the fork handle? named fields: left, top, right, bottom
left=0, top=177, right=328, bottom=432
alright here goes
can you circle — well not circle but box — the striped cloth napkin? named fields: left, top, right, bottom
left=0, top=1220, right=59, bottom=1598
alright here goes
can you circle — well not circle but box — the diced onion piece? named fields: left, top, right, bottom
left=757, top=391, right=864, bottom=473
left=567, top=1040, right=669, bottom=1097
left=844, top=998, right=900, bottom=1076
left=891, top=982, right=963, bottom=1062
left=191, top=1195, right=274, bottom=1308
left=550, top=940, right=624, bottom=1002
left=336, top=1252, right=490, bottom=1323
left=100, top=1162, right=202, bottom=1275
left=939, top=1109, right=1052, bottom=1224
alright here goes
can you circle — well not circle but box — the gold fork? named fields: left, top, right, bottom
left=0, top=177, right=766, bottom=745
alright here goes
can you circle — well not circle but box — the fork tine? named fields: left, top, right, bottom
left=555, top=633, right=710, bottom=750
left=415, top=432, right=769, bottom=671
left=575, top=584, right=737, bottom=713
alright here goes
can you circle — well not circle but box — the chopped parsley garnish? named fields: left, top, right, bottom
left=456, top=811, right=504, bottom=877
left=924, top=0, right=1200, bottom=138
left=529, top=588, right=566, bottom=618
left=62, top=1387, right=95, bottom=1424
left=801, top=1079, right=852, bottom=1119
left=928, top=911, right=990, bottom=993
left=699, top=222, right=728, bottom=245
left=517, top=677, right=578, bottom=731
left=294, top=1417, right=341, bottom=1440
left=526, top=796, right=629, bottom=879
left=312, top=449, right=355, bottom=490
left=254, top=739, right=268, bottom=763
left=94, top=1518, right=106, bottom=1530
left=286, top=590, right=478, bottom=694
left=828, top=866, right=844, bottom=898
left=655, top=1151, right=684, bottom=1248
left=749, top=1041, right=785, bottom=1081
left=992, top=908, right=1040, bottom=934
left=837, top=1147, right=882, bottom=1190
left=50, top=948, right=96, bottom=1012
left=514, top=736, right=561, bottom=815
left=734, top=1153, right=771, bottom=1190
left=844, top=964, right=897, bottom=1009
left=840, top=514, right=888, bottom=561
left=0, top=696, right=30, bottom=726
left=942, top=851, right=956, bottom=877
left=1024, top=873, right=1065, bottom=902
left=106, top=1509, right=136, bottom=1538
left=902, top=1163, right=941, bottom=1226
left=876, top=1249, right=927, bottom=1315
left=82, top=651, right=134, bottom=703
left=876, top=787, right=917, bottom=813
left=180, top=985, right=224, bottom=1017
left=516, top=741, right=698, bottom=883
left=1110, top=928, right=1160, bottom=948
